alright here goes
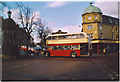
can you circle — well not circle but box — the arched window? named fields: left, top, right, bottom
left=100, top=25, right=102, bottom=30
left=116, top=35, right=118, bottom=40
left=116, top=27, right=118, bottom=32
left=95, top=16, right=97, bottom=20
left=84, top=17, right=85, bottom=22
left=88, top=16, right=91, bottom=20
left=100, top=15, right=101, bottom=20
left=112, top=27, right=114, bottom=32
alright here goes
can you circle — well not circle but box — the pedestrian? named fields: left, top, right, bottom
left=29, top=49, right=33, bottom=57
left=103, top=48, right=106, bottom=54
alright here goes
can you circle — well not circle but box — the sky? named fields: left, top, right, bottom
left=1, top=1, right=119, bottom=42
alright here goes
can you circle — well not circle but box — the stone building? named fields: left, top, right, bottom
left=2, top=11, right=34, bottom=59
left=2, top=17, right=20, bottom=59
left=52, top=30, right=67, bottom=35
left=82, top=3, right=119, bottom=54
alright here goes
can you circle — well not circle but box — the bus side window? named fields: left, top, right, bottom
left=80, top=34, right=85, bottom=38
left=71, top=45, right=74, bottom=50
left=58, top=36, right=61, bottom=39
left=72, top=45, right=79, bottom=50
left=47, top=37, right=51, bottom=40
left=76, top=35, right=79, bottom=38
left=69, top=45, right=72, bottom=50
left=77, top=35, right=81, bottom=38
left=58, top=36, right=65, bottom=39
left=48, top=45, right=51, bottom=49
left=52, top=46, right=57, bottom=50
left=72, top=35, right=77, bottom=38
left=46, top=45, right=51, bottom=50
left=75, top=45, right=79, bottom=48
left=58, top=46, right=64, bottom=50
left=68, top=35, right=72, bottom=39
left=64, top=45, right=71, bottom=50
left=51, top=36, right=54, bottom=40
left=64, top=46, right=69, bottom=50
left=63, top=36, right=65, bottom=39
left=64, top=36, right=67, bottom=39
left=52, top=36, right=58, bottom=40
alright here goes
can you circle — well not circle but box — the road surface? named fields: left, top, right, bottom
left=2, top=53, right=119, bottom=81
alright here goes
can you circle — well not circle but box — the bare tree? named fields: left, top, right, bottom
left=0, top=2, right=7, bottom=7
left=0, top=2, right=11, bottom=13
left=16, top=2, right=37, bottom=56
left=44, top=27, right=52, bottom=36
left=35, top=18, right=52, bottom=50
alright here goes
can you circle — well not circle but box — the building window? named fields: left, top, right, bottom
left=88, top=16, right=91, bottom=20
left=100, top=16, right=101, bottom=20
left=109, top=18, right=112, bottom=23
left=112, top=34, right=114, bottom=39
left=95, top=16, right=97, bottom=20
left=84, top=17, right=85, bottom=22
left=100, top=25, right=102, bottom=30
left=100, top=33, right=103, bottom=39
left=90, top=33, right=93, bottom=38
left=111, top=20, right=112, bottom=23
left=88, top=25, right=93, bottom=30
left=116, top=21, right=118, bottom=25
left=112, top=27, right=114, bottom=32
left=116, top=27, right=118, bottom=32
left=87, top=34, right=90, bottom=37
left=88, top=33, right=93, bottom=38
left=116, top=35, right=118, bottom=40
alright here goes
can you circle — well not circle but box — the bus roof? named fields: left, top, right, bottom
left=46, top=32, right=88, bottom=38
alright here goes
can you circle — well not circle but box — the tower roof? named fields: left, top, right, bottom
left=82, top=2, right=102, bottom=15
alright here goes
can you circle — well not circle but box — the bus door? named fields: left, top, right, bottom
left=80, top=43, right=88, bottom=55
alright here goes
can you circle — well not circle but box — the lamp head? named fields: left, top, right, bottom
left=7, top=10, right=12, bottom=18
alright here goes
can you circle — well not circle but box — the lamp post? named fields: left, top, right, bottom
left=7, top=10, right=12, bottom=18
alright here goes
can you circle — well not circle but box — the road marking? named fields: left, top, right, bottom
left=111, top=77, right=115, bottom=80
left=3, top=64, right=29, bottom=71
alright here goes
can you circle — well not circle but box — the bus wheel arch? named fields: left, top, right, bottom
left=45, top=51, right=50, bottom=57
left=70, top=51, right=77, bottom=58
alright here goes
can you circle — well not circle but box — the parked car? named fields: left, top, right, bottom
left=21, top=46, right=43, bottom=56
left=31, top=46, right=42, bottom=55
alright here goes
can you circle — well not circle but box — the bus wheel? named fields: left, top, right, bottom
left=45, top=51, right=50, bottom=57
left=70, top=51, right=77, bottom=58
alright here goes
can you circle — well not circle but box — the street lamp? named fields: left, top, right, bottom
left=7, top=10, right=12, bottom=18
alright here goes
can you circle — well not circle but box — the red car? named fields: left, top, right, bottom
left=21, top=46, right=38, bottom=53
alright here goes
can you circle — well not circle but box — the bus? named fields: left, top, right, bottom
left=45, top=32, right=92, bottom=58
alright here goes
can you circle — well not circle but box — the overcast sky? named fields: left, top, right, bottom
left=2, top=1, right=119, bottom=42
